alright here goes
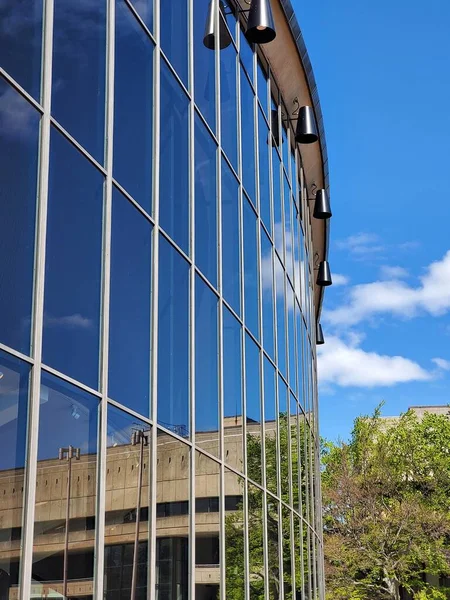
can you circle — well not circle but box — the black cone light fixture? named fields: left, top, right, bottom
left=295, top=105, right=318, bottom=144
left=203, top=0, right=233, bottom=49
left=316, top=324, right=325, bottom=345
left=316, top=260, right=332, bottom=287
left=313, top=189, right=332, bottom=220
left=245, top=0, right=276, bottom=44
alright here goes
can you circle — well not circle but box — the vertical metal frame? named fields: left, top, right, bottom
left=19, top=0, right=54, bottom=597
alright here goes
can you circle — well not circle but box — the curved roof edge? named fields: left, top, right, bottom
left=278, top=0, right=330, bottom=320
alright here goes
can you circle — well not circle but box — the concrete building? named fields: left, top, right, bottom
left=0, top=0, right=330, bottom=599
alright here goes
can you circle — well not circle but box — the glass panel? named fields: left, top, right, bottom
left=284, top=176, right=293, bottom=280
left=245, top=334, right=261, bottom=485
left=195, top=452, right=220, bottom=597
left=0, top=351, right=30, bottom=599
left=281, top=120, right=288, bottom=171
left=129, top=0, right=152, bottom=30
left=224, top=469, right=245, bottom=597
left=288, top=286, right=296, bottom=394
left=248, top=484, right=265, bottom=600
left=295, top=517, right=305, bottom=600
left=109, top=188, right=152, bottom=415
left=160, top=62, right=190, bottom=254
left=272, top=148, right=282, bottom=256
left=221, top=158, right=240, bottom=315
left=114, top=1, right=153, bottom=212
left=239, top=30, right=253, bottom=82
left=0, top=80, right=39, bottom=354
left=260, top=229, right=274, bottom=360
left=266, top=496, right=280, bottom=600
left=52, top=0, right=106, bottom=163
left=156, top=432, right=189, bottom=599
left=240, top=69, right=256, bottom=204
left=195, top=116, right=217, bottom=286
left=278, top=376, right=289, bottom=501
left=220, top=46, right=238, bottom=170
left=223, top=307, right=243, bottom=472
left=243, top=199, right=259, bottom=340
left=158, top=235, right=190, bottom=438
left=275, top=256, right=286, bottom=379
left=105, top=406, right=151, bottom=600
left=258, top=109, right=271, bottom=234
left=193, top=0, right=215, bottom=130
left=195, top=276, right=219, bottom=457
left=0, top=0, right=42, bottom=99
left=32, top=373, right=99, bottom=597
left=264, top=358, right=277, bottom=496
left=290, top=394, right=299, bottom=512
left=160, top=0, right=188, bottom=85
left=257, top=61, right=268, bottom=117
left=43, top=128, right=103, bottom=389
left=282, top=506, right=293, bottom=600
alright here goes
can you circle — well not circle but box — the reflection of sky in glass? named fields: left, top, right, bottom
left=0, top=79, right=39, bottom=355
left=245, top=334, right=260, bottom=423
left=241, top=69, right=256, bottom=203
left=194, top=0, right=215, bottom=130
left=243, top=199, right=259, bottom=340
left=223, top=307, right=242, bottom=420
left=221, top=46, right=238, bottom=170
left=222, top=158, right=240, bottom=315
left=160, top=0, right=188, bottom=85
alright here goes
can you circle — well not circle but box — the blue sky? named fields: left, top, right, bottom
left=295, top=0, right=450, bottom=442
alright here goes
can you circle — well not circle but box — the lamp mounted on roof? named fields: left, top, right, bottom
left=316, top=260, right=332, bottom=287
left=283, top=98, right=319, bottom=144
left=203, top=0, right=276, bottom=49
left=307, top=187, right=332, bottom=220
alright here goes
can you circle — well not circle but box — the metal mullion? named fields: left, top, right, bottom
left=50, top=117, right=107, bottom=175
left=19, top=0, right=54, bottom=597
left=0, top=344, right=34, bottom=365
left=160, top=49, right=191, bottom=99
left=187, top=0, right=195, bottom=591
left=107, top=397, right=154, bottom=428
left=40, top=364, right=103, bottom=398
left=95, top=0, right=115, bottom=595
left=111, top=177, right=156, bottom=226
left=148, top=0, right=161, bottom=592
left=0, top=68, right=44, bottom=113
left=124, top=0, right=157, bottom=45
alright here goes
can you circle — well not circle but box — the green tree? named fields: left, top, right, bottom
left=322, top=406, right=450, bottom=600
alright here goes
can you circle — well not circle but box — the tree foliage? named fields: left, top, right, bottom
left=322, top=406, right=450, bottom=600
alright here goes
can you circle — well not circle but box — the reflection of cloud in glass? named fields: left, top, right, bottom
left=0, top=86, right=37, bottom=141
left=44, top=313, right=93, bottom=329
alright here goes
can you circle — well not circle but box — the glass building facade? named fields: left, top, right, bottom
left=0, top=1, right=326, bottom=600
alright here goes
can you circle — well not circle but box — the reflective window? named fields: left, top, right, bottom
left=109, top=188, right=152, bottom=415
left=243, top=199, right=259, bottom=340
left=129, top=0, right=152, bottom=30
left=282, top=505, right=293, bottom=600
left=33, top=373, right=99, bottom=595
left=52, top=0, right=106, bottom=163
left=284, top=176, right=293, bottom=280
left=195, top=276, right=219, bottom=457
left=158, top=235, right=190, bottom=438
left=288, top=286, right=297, bottom=393
left=290, top=393, right=299, bottom=511
left=195, top=116, right=217, bottom=286
left=223, top=307, right=243, bottom=470
left=114, top=2, right=153, bottom=212
left=0, top=80, right=39, bottom=355
left=221, top=157, right=240, bottom=315
left=0, top=0, right=42, bottom=99
left=0, top=350, right=30, bottom=597
left=105, top=406, right=151, bottom=600
left=281, top=119, right=289, bottom=171
left=245, top=334, right=261, bottom=485
left=195, top=452, right=221, bottom=598
left=258, top=109, right=271, bottom=233
left=267, top=497, right=280, bottom=600
left=239, top=30, right=253, bottom=82
left=240, top=69, right=256, bottom=203
left=264, top=357, right=277, bottom=495
left=224, top=469, right=245, bottom=596
left=160, top=62, right=190, bottom=254
left=193, top=0, right=215, bottom=130
left=261, top=228, right=274, bottom=360
left=257, top=61, right=268, bottom=117
left=43, top=128, right=103, bottom=389
left=160, top=0, right=188, bottom=86
left=295, top=517, right=305, bottom=599
left=275, top=256, right=287, bottom=379
left=272, top=148, right=282, bottom=255
left=279, top=376, right=289, bottom=500
left=221, top=45, right=238, bottom=170
left=248, top=484, right=265, bottom=600
left=156, top=433, right=189, bottom=598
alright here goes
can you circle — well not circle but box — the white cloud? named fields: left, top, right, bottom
left=318, top=335, right=432, bottom=388
left=45, top=314, right=93, bottom=329
left=332, top=273, right=350, bottom=286
left=324, top=250, right=450, bottom=327
left=380, top=265, right=409, bottom=279
left=336, top=232, right=385, bottom=256
left=432, top=358, right=450, bottom=371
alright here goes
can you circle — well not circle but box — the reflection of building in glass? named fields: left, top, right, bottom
left=0, top=0, right=329, bottom=598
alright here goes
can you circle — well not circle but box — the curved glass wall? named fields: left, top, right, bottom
left=0, top=1, right=323, bottom=599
